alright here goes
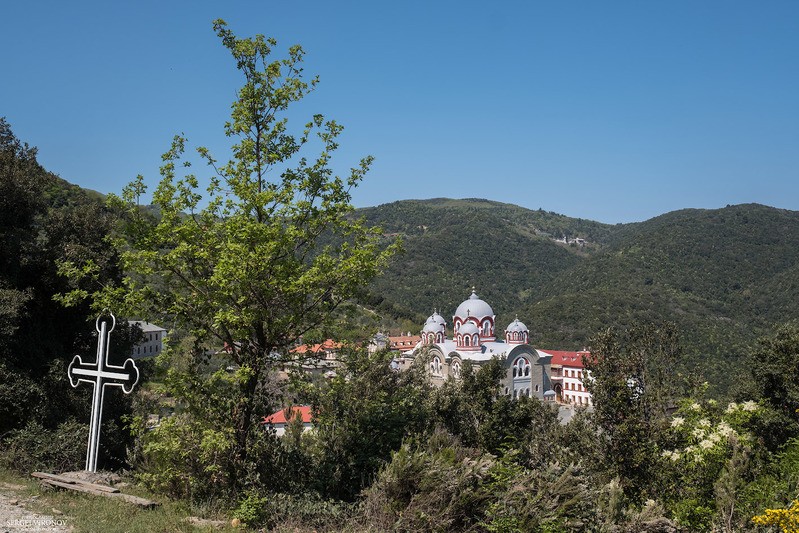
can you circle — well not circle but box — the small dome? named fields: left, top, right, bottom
left=425, top=310, right=446, bottom=327
left=458, top=321, right=479, bottom=335
left=506, top=317, right=528, bottom=333
left=423, top=310, right=446, bottom=333
left=423, top=320, right=445, bottom=333
left=454, top=290, right=494, bottom=319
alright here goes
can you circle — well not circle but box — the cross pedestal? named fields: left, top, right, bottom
left=67, top=312, right=139, bottom=472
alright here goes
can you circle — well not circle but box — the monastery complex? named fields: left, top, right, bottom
left=402, top=290, right=592, bottom=406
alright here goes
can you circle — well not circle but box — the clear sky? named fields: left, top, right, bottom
left=3, top=1, right=798, bottom=223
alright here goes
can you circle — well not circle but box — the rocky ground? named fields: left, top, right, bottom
left=0, top=483, right=71, bottom=532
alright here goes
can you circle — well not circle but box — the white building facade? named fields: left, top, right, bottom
left=130, top=321, right=166, bottom=359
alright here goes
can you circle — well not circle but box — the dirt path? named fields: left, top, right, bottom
left=0, top=484, right=71, bottom=532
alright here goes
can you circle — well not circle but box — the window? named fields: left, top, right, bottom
left=513, top=357, right=530, bottom=379
left=452, top=360, right=461, bottom=379
left=535, top=384, right=539, bottom=392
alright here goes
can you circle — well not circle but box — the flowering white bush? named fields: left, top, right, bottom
left=663, top=398, right=759, bottom=465
left=660, top=396, right=762, bottom=530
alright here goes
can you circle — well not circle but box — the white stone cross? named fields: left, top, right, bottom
left=67, top=312, right=139, bottom=472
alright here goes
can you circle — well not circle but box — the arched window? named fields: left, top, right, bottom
left=452, top=360, right=461, bottom=379
left=472, top=334, right=478, bottom=346
left=513, top=357, right=530, bottom=378
left=483, top=321, right=490, bottom=336
left=431, top=356, right=442, bottom=376
left=464, top=336, right=470, bottom=346
left=512, top=367, right=517, bottom=378
left=504, top=387, right=509, bottom=395
left=535, top=384, right=540, bottom=392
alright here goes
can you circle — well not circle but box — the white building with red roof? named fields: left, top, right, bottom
left=262, top=406, right=313, bottom=437
left=411, top=289, right=591, bottom=405
left=547, top=350, right=592, bottom=406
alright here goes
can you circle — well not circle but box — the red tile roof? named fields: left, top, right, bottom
left=262, top=405, right=313, bottom=425
left=291, top=339, right=342, bottom=355
left=547, top=350, right=589, bottom=369
left=389, top=335, right=421, bottom=349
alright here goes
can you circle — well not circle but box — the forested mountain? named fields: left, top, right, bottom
left=359, top=199, right=799, bottom=392
left=358, top=198, right=612, bottom=322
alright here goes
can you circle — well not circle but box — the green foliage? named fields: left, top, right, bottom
left=362, top=431, right=596, bottom=533
left=63, top=20, right=397, bottom=495
left=307, top=347, right=432, bottom=501
left=427, top=358, right=564, bottom=459
left=361, top=430, right=494, bottom=532
left=233, top=491, right=354, bottom=530
left=482, top=453, right=595, bottom=532
left=583, top=323, right=683, bottom=501
left=659, top=397, right=761, bottom=530
left=359, top=199, right=598, bottom=323
left=0, top=420, right=87, bottom=473
left=0, top=117, right=136, bottom=470
left=750, top=322, right=799, bottom=449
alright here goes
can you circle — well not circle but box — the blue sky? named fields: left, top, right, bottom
left=3, top=1, right=797, bottom=223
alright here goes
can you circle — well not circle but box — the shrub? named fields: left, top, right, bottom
left=232, top=491, right=355, bottom=530
left=0, top=419, right=86, bottom=473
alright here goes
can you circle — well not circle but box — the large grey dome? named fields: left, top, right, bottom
left=454, top=290, right=494, bottom=319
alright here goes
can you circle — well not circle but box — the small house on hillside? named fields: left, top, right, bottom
left=262, top=406, right=313, bottom=437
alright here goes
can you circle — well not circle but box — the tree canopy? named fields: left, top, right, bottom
left=73, top=20, right=397, bottom=492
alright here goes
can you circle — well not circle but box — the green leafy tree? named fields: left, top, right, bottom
left=78, top=21, right=396, bottom=493
left=583, top=323, right=683, bottom=501
left=307, top=347, right=432, bottom=501
left=750, top=323, right=799, bottom=450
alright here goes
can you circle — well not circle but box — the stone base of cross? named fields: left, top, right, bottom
left=67, top=312, right=139, bottom=473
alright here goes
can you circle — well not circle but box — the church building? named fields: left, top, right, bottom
left=410, top=290, right=590, bottom=405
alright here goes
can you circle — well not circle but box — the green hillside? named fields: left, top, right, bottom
left=358, top=198, right=612, bottom=321
left=360, top=200, right=799, bottom=393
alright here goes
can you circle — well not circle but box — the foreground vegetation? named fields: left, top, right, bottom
left=3, top=18, right=799, bottom=533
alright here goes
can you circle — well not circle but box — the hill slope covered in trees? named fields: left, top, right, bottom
left=360, top=199, right=799, bottom=392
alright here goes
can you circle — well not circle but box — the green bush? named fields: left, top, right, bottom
left=0, top=419, right=86, bottom=473
left=232, top=491, right=355, bottom=530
